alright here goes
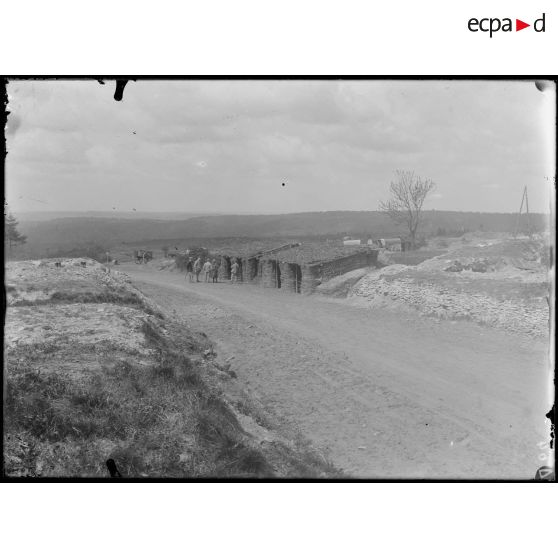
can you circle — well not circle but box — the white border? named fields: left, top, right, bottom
left=0, top=483, right=555, bottom=558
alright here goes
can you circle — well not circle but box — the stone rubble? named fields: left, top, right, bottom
left=348, top=240, right=551, bottom=339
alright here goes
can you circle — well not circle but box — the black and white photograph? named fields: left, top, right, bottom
left=3, top=78, right=555, bottom=480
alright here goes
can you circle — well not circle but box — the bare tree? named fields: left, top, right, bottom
left=379, top=170, right=435, bottom=249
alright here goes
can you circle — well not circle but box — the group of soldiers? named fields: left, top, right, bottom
left=185, top=257, right=240, bottom=284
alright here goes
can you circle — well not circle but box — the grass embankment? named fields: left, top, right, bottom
left=5, top=346, right=269, bottom=477
left=4, top=261, right=338, bottom=478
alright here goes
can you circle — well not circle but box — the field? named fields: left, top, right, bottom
left=4, top=259, right=339, bottom=478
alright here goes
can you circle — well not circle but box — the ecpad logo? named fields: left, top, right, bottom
left=468, top=13, right=546, bottom=37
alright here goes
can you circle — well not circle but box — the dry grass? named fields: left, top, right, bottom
left=4, top=346, right=277, bottom=477
left=4, top=262, right=340, bottom=478
left=11, top=288, right=164, bottom=318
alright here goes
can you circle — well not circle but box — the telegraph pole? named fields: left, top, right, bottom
left=514, top=186, right=532, bottom=238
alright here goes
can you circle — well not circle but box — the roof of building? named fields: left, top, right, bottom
left=211, top=239, right=375, bottom=264
left=273, top=242, right=372, bottom=265
left=211, top=239, right=292, bottom=258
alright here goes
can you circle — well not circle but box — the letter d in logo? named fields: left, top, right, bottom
left=534, top=13, right=546, bottom=32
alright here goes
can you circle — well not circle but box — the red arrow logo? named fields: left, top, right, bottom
left=516, top=19, right=530, bottom=31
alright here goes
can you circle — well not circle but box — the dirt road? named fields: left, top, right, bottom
left=123, top=265, right=551, bottom=478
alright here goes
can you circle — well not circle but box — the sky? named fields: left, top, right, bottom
left=5, top=79, right=555, bottom=215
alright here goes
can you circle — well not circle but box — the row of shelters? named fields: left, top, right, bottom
left=212, top=241, right=379, bottom=294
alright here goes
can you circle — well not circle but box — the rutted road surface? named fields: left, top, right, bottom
left=124, top=265, right=550, bottom=478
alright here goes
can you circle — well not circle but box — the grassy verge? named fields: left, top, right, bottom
left=11, top=288, right=165, bottom=319
left=4, top=295, right=339, bottom=478
left=4, top=353, right=273, bottom=477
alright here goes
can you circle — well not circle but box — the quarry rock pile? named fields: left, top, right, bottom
left=444, top=258, right=492, bottom=273
left=350, top=269, right=549, bottom=337
left=348, top=237, right=551, bottom=338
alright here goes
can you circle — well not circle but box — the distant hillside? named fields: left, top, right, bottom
left=14, top=210, right=549, bottom=259
left=16, top=211, right=215, bottom=222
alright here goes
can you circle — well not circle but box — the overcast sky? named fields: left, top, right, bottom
left=5, top=79, right=555, bottom=215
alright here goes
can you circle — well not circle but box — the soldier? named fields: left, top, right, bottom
left=185, top=257, right=194, bottom=282
left=212, top=259, right=219, bottom=283
left=202, top=259, right=212, bottom=282
left=231, top=259, right=239, bottom=283
left=193, top=257, right=202, bottom=282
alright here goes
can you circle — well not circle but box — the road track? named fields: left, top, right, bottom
left=124, top=265, right=551, bottom=478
